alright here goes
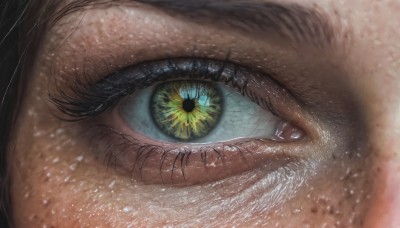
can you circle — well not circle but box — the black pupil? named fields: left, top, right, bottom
left=182, top=99, right=196, bottom=112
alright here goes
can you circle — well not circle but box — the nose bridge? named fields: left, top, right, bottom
left=363, top=98, right=400, bottom=227
left=364, top=159, right=400, bottom=228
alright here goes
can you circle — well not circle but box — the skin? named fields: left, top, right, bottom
left=9, top=0, right=400, bottom=227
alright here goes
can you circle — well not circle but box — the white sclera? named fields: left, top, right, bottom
left=122, top=83, right=281, bottom=144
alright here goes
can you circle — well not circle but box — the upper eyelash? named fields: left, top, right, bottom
left=49, top=57, right=278, bottom=121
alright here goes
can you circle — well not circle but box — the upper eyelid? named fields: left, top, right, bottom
left=49, top=57, right=261, bottom=120
left=48, top=56, right=322, bottom=145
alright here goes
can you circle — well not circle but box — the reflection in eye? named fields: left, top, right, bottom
left=122, top=80, right=282, bottom=143
left=52, top=58, right=305, bottom=185
left=151, top=81, right=223, bottom=141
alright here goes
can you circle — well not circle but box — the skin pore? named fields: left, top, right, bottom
left=8, top=0, right=400, bottom=227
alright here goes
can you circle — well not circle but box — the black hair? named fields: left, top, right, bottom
left=1, top=1, right=27, bottom=226
left=0, top=0, right=57, bottom=226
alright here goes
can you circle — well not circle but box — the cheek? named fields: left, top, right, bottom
left=9, top=113, right=140, bottom=227
left=10, top=128, right=373, bottom=228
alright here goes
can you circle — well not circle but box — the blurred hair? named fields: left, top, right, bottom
left=0, top=0, right=61, bottom=226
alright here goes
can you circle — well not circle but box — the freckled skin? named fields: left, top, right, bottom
left=9, top=0, right=400, bottom=227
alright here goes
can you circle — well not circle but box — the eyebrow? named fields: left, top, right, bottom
left=53, top=0, right=339, bottom=48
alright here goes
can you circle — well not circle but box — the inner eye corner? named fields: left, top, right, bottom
left=81, top=58, right=319, bottom=186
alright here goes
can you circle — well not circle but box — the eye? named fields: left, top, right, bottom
left=122, top=80, right=283, bottom=143
left=52, top=58, right=306, bottom=186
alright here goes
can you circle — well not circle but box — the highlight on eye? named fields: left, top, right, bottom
left=151, top=81, right=223, bottom=141
left=50, top=58, right=306, bottom=185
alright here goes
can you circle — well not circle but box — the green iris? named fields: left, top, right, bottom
left=151, top=81, right=223, bottom=141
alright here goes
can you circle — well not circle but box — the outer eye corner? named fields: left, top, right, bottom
left=70, top=58, right=313, bottom=185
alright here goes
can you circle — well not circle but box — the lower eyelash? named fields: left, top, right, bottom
left=84, top=123, right=256, bottom=185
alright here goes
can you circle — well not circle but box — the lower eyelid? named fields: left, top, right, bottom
left=93, top=126, right=298, bottom=186
left=81, top=111, right=303, bottom=186
left=60, top=57, right=311, bottom=185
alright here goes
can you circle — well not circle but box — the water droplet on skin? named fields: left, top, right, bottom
left=42, top=198, right=49, bottom=206
left=28, top=109, right=37, bottom=117
left=55, top=128, right=65, bottom=135
left=69, top=163, right=78, bottom=171
left=34, top=131, right=44, bottom=137
left=123, top=207, right=133, bottom=213
left=292, top=208, right=302, bottom=214
left=64, top=176, right=71, bottom=183
left=75, top=155, right=84, bottom=162
left=108, top=180, right=116, bottom=189
left=52, top=157, right=60, bottom=164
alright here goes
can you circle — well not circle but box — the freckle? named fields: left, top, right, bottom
left=310, top=207, right=318, bottom=213
left=29, top=214, right=38, bottom=221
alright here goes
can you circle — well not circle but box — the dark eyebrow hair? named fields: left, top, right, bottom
left=53, top=0, right=340, bottom=48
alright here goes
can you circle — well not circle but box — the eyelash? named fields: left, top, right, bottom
left=50, top=57, right=278, bottom=121
left=90, top=124, right=264, bottom=184
left=50, top=56, right=296, bottom=184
